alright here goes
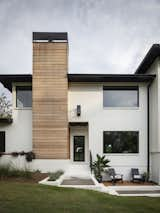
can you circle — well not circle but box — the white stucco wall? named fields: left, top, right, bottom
left=0, top=107, right=71, bottom=172
left=69, top=82, right=148, bottom=180
left=0, top=109, right=32, bottom=152
left=146, top=57, right=160, bottom=184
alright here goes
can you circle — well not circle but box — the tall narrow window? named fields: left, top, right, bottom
left=16, top=86, right=32, bottom=108
left=103, top=131, right=139, bottom=154
left=0, top=131, right=5, bottom=152
left=103, top=86, right=139, bottom=107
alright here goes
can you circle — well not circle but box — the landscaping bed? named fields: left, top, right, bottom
left=0, top=163, right=48, bottom=183
left=0, top=171, right=48, bottom=183
left=103, top=181, right=156, bottom=186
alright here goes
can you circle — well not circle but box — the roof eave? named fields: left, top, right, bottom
left=135, top=44, right=160, bottom=74
left=68, top=74, right=156, bottom=83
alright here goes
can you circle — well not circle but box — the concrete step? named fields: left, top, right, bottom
left=65, top=164, right=91, bottom=178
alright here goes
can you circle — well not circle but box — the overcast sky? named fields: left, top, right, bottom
left=0, top=0, right=160, bottom=75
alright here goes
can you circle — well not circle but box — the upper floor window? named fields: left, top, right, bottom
left=0, top=131, right=5, bottom=152
left=103, top=86, right=139, bottom=107
left=16, top=86, right=32, bottom=108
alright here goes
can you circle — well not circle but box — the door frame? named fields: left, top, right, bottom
left=70, top=126, right=88, bottom=164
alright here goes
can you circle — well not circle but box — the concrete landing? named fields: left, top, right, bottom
left=61, top=177, right=95, bottom=185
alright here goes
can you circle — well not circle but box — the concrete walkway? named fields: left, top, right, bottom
left=39, top=164, right=160, bottom=197
left=107, top=185, right=160, bottom=197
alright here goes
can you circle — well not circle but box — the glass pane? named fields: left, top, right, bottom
left=16, top=86, right=32, bottom=108
left=103, top=131, right=139, bottom=153
left=74, top=136, right=85, bottom=161
left=103, top=89, right=138, bottom=107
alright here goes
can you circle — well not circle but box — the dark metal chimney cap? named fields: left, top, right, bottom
left=33, top=32, right=68, bottom=42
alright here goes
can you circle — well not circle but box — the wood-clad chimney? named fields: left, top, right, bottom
left=32, top=32, right=69, bottom=159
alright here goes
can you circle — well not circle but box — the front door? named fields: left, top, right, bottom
left=73, top=136, right=85, bottom=162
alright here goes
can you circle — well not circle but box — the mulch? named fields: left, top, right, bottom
left=0, top=172, right=48, bottom=184
left=103, top=181, right=156, bottom=186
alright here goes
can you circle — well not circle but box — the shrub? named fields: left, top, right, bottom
left=48, top=170, right=64, bottom=181
left=0, top=163, right=32, bottom=179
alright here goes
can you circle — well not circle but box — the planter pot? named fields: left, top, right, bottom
left=97, top=176, right=102, bottom=183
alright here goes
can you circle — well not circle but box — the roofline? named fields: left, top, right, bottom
left=0, top=74, right=156, bottom=88
left=0, top=74, right=32, bottom=91
left=68, top=74, right=156, bottom=83
left=135, top=44, right=160, bottom=74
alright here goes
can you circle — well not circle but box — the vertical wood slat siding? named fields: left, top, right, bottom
left=33, top=42, right=69, bottom=159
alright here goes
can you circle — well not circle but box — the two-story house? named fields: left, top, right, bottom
left=0, top=32, right=160, bottom=184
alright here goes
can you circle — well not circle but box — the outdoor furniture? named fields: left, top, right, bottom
left=131, top=168, right=144, bottom=182
left=108, top=168, right=123, bottom=184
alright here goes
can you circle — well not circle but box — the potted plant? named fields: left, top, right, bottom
left=92, top=154, right=110, bottom=183
left=25, top=152, right=35, bottom=162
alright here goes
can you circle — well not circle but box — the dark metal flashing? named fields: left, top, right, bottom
left=69, top=122, right=88, bottom=127
left=33, top=32, right=68, bottom=42
left=135, top=44, right=160, bottom=74
left=0, top=74, right=32, bottom=91
left=68, top=74, right=156, bottom=83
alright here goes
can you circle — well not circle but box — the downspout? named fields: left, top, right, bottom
left=147, top=81, right=152, bottom=174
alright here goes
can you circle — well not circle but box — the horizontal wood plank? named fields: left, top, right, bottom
left=33, top=42, right=69, bottom=159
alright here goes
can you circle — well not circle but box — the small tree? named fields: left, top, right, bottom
left=92, top=154, right=110, bottom=182
left=0, top=93, right=12, bottom=119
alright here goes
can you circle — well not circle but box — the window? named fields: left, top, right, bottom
left=0, top=132, right=5, bottom=152
left=103, top=131, right=139, bottom=153
left=16, top=86, right=32, bottom=108
left=103, top=86, right=139, bottom=107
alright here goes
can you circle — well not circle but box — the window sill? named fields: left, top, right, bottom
left=103, top=107, right=139, bottom=110
left=14, top=107, right=32, bottom=110
left=103, top=153, right=139, bottom=156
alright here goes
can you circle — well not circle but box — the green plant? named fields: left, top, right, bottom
left=48, top=170, right=64, bottom=181
left=0, top=163, right=32, bottom=179
left=92, top=154, right=110, bottom=182
left=0, top=93, right=12, bottom=119
left=25, top=152, right=35, bottom=162
left=143, top=172, right=150, bottom=182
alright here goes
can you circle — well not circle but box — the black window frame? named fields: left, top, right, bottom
left=16, top=85, right=32, bottom=108
left=0, top=131, right=5, bottom=153
left=103, top=131, right=139, bottom=154
left=103, top=86, right=139, bottom=108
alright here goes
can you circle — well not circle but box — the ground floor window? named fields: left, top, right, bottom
left=103, top=131, right=139, bottom=154
left=0, top=131, right=5, bottom=152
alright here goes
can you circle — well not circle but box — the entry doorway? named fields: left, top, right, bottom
left=69, top=124, right=89, bottom=164
left=73, top=136, right=85, bottom=162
